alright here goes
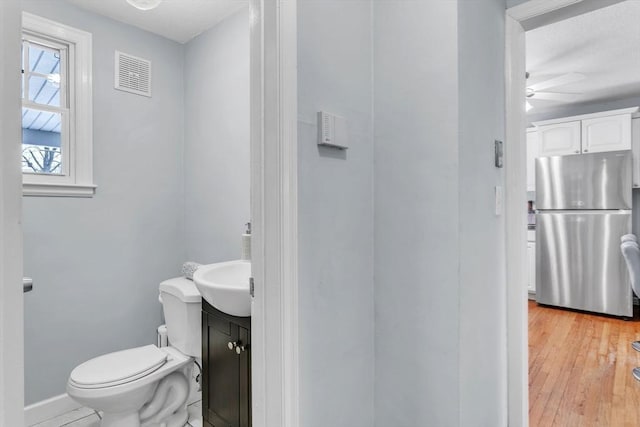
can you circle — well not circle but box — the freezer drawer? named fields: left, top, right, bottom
left=536, top=210, right=632, bottom=317
left=536, top=151, right=631, bottom=210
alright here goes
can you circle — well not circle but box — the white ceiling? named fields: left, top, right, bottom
left=526, top=1, right=640, bottom=114
left=65, top=0, right=247, bottom=44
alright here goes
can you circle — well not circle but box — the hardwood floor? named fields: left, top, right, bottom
left=529, top=300, right=640, bottom=426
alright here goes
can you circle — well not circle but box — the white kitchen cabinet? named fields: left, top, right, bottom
left=526, top=128, right=538, bottom=191
left=633, top=117, right=640, bottom=188
left=581, top=114, right=631, bottom=154
left=537, top=121, right=581, bottom=157
left=534, top=108, right=639, bottom=188
left=527, top=241, right=536, bottom=294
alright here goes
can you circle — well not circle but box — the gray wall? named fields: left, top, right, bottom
left=297, top=1, right=375, bottom=426
left=458, top=0, right=507, bottom=425
left=507, top=0, right=528, bottom=8
left=373, top=0, right=507, bottom=425
left=373, top=2, right=461, bottom=425
left=22, top=0, right=185, bottom=404
left=184, top=8, right=250, bottom=264
left=296, top=0, right=509, bottom=425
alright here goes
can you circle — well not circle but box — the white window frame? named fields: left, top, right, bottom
left=22, top=36, right=68, bottom=177
left=21, top=12, right=95, bottom=197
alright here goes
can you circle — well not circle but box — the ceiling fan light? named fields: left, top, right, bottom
left=126, top=0, right=162, bottom=11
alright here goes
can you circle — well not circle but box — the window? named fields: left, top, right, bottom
left=22, top=13, right=94, bottom=197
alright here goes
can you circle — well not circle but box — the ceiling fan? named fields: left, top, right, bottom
left=526, top=72, right=585, bottom=104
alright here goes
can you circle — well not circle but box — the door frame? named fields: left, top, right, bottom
left=248, top=0, right=299, bottom=426
left=0, top=0, right=25, bottom=425
left=505, top=1, right=621, bottom=425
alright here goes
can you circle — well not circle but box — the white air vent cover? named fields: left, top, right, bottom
left=115, top=51, right=151, bottom=97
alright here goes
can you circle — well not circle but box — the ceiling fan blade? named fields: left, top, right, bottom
left=532, top=91, right=581, bottom=102
left=529, top=73, right=586, bottom=92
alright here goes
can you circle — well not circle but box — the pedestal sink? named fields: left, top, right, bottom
left=193, top=260, right=251, bottom=317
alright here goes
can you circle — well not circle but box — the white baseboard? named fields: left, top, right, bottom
left=24, top=393, right=82, bottom=426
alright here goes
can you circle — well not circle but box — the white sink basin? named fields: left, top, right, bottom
left=193, top=260, right=251, bottom=317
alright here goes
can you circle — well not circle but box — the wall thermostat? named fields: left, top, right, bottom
left=318, top=111, right=348, bottom=149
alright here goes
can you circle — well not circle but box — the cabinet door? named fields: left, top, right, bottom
left=527, top=242, right=536, bottom=293
left=633, top=118, right=640, bottom=188
left=526, top=129, right=538, bottom=191
left=582, top=114, right=631, bottom=154
left=537, top=121, right=581, bottom=157
left=203, top=312, right=240, bottom=427
left=238, top=326, right=251, bottom=427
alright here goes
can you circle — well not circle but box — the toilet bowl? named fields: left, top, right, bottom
left=67, top=277, right=201, bottom=427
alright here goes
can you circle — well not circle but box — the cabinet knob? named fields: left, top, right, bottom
left=235, top=345, right=244, bottom=354
left=574, top=150, right=579, bottom=153
left=583, top=149, right=589, bottom=152
left=228, top=341, right=237, bottom=350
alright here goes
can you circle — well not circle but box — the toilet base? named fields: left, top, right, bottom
left=101, top=411, right=141, bottom=427
left=141, top=408, right=188, bottom=427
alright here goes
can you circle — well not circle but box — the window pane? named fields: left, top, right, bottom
left=22, top=107, right=62, bottom=175
left=25, top=42, right=62, bottom=107
left=28, top=74, right=61, bottom=107
left=28, top=42, right=60, bottom=75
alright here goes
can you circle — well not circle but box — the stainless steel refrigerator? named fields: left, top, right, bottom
left=535, top=150, right=633, bottom=317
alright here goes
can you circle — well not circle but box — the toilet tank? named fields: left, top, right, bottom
left=159, top=277, right=201, bottom=357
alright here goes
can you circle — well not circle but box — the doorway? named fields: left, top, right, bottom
left=0, top=0, right=299, bottom=425
left=506, top=0, right=638, bottom=425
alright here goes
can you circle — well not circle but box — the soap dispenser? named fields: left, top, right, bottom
left=241, top=222, right=251, bottom=261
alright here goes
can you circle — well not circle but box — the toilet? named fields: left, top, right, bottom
left=67, top=277, right=201, bottom=427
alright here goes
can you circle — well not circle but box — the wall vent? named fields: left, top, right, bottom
left=115, top=51, right=151, bottom=97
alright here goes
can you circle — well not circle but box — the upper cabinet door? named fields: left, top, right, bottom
left=526, top=129, right=538, bottom=192
left=581, top=114, right=631, bottom=154
left=537, top=121, right=581, bottom=157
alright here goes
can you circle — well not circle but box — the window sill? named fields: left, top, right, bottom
left=23, top=182, right=97, bottom=197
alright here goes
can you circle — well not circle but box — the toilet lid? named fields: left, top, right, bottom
left=70, top=345, right=167, bottom=388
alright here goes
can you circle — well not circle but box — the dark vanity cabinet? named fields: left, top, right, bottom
left=202, top=300, right=251, bottom=427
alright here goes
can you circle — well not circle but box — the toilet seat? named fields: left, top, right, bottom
left=69, top=345, right=168, bottom=389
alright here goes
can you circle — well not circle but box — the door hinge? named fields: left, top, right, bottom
left=250, top=277, right=255, bottom=298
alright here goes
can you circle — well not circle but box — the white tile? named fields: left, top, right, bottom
left=30, top=407, right=95, bottom=427
left=63, top=414, right=100, bottom=427
left=34, top=401, right=201, bottom=427
left=187, top=400, right=202, bottom=427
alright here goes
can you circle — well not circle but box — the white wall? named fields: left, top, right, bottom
left=373, top=2, right=461, bottom=425
left=21, top=0, right=186, bottom=404
left=458, top=0, right=507, bottom=425
left=373, top=1, right=507, bottom=425
left=184, top=7, right=250, bottom=264
left=296, top=0, right=509, bottom=425
left=297, top=1, right=375, bottom=426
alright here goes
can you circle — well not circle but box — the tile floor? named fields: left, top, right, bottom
left=30, top=400, right=202, bottom=427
